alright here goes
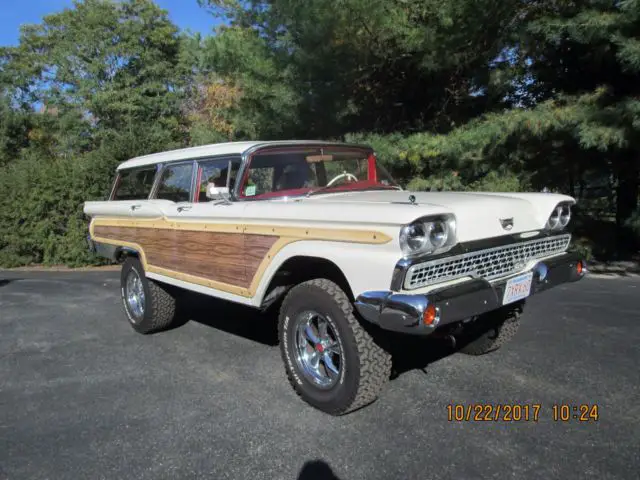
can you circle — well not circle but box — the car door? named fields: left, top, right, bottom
left=153, top=157, right=250, bottom=292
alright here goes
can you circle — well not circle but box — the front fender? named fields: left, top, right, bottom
left=252, top=239, right=399, bottom=306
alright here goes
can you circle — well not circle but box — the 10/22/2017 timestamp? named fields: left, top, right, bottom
left=446, top=404, right=599, bottom=422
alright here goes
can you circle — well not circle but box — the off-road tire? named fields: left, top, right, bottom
left=120, top=256, right=179, bottom=334
left=457, top=303, right=522, bottom=355
left=278, top=279, right=392, bottom=415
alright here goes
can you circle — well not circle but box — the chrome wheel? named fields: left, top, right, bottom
left=125, top=269, right=145, bottom=320
left=294, top=311, right=342, bottom=388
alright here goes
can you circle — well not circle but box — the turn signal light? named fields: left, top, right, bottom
left=576, top=260, right=584, bottom=275
left=423, top=304, right=439, bottom=326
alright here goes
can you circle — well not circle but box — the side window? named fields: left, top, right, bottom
left=197, top=157, right=241, bottom=202
left=242, top=153, right=281, bottom=197
left=112, top=167, right=157, bottom=200
left=247, top=167, right=275, bottom=197
left=155, top=163, right=194, bottom=202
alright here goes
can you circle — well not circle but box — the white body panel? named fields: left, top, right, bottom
left=157, top=201, right=248, bottom=224
left=241, top=190, right=574, bottom=243
left=84, top=141, right=576, bottom=308
left=147, top=272, right=256, bottom=306
left=84, top=189, right=574, bottom=305
left=254, top=240, right=400, bottom=303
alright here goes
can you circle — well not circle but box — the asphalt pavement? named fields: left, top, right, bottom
left=0, top=270, right=638, bottom=480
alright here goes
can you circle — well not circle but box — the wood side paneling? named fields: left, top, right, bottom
left=244, top=234, right=279, bottom=279
left=93, top=225, right=278, bottom=288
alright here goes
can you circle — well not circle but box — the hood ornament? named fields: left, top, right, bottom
left=500, top=218, right=514, bottom=230
left=408, top=194, right=417, bottom=205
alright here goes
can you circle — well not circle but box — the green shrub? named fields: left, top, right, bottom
left=568, top=237, right=595, bottom=261
left=0, top=148, right=120, bottom=267
left=625, top=210, right=640, bottom=238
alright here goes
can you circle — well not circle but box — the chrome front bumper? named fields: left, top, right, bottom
left=354, top=252, right=587, bottom=335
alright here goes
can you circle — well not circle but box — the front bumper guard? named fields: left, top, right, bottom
left=354, top=252, right=586, bottom=335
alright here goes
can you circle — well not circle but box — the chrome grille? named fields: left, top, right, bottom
left=404, top=234, right=571, bottom=290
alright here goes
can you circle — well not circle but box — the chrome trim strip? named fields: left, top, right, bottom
left=390, top=258, right=412, bottom=291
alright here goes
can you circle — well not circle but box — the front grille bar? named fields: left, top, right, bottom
left=404, top=234, right=572, bottom=290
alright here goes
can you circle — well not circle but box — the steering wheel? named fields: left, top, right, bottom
left=327, top=172, right=358, bottom=187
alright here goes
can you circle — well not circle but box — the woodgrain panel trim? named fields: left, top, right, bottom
left=90, top=217, right=391, bottom=298
left=93, top=225, right=277, bottom=290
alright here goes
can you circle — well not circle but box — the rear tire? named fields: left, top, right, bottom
left=457, top=303, right=523, bottom=355
left=120, top=256, right=180, bottom=334
left=278, top=279, right=391, bottom=415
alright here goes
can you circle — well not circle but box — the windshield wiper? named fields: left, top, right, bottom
left=305, top=185, right=336, bottom=197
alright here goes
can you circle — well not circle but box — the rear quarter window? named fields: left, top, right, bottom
left=112, top=167, right=158, bottom=200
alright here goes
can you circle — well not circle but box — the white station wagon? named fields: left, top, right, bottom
left=84, top=140, right=587, bottom=415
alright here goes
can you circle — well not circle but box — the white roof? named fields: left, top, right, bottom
left=116, top=140, right=369, bottom=170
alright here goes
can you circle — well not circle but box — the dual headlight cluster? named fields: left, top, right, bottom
left=546, top=202, right=572, bottom=231
left=399, top=215, right=457, bottom=257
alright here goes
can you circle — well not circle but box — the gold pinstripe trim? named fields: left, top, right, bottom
left=91, top=217, right=391, bottom=243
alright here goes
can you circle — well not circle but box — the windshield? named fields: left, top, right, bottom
left=238, top=146, right=400, bottom=199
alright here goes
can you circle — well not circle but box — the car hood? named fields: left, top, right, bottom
left=296, top=189, right=575, bottom=242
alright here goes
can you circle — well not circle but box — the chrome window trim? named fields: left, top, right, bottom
left=147, top=163, right=164, bottom=199
left=108, top=172, right=119, bottom=201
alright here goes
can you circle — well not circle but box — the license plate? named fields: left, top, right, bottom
left=502, top=272, right=533, bottom=305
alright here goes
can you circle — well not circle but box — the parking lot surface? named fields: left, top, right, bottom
left=0, top=270, right=638, bottom=479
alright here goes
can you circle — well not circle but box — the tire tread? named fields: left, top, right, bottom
left=278, top=278, right=391, bottom=415
left=121, top=257, right=178, bottom=334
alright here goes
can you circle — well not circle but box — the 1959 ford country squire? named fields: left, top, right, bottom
left=84, top=140, right=586, bottom=415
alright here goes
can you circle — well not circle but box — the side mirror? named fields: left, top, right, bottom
left=205, top=183, right=230, bottom=200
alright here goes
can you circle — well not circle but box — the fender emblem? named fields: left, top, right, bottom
left=499, top=218, right=514, bottom=230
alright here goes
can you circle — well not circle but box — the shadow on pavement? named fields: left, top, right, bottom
left=297, top=460, right=342, bottom=480
left=179, top=291, right=279, bottom=346
left=0, top=279, right=18, bottom=288
left=386, top=334, right=457, bottom=380
left=176, top=291, right=457, bottom=378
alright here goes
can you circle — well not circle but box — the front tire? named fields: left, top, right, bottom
left=278, top=279, right=392, bottom=415
left=120, top=256, right=180, bottom=334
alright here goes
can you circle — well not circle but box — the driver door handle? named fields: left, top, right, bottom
left=130, top=204, right=142, bottom=211
left=177, top=205, right=192, bottom=212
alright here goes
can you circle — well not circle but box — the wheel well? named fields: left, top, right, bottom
left=261, top=256, right=354, bottom=309
left=114, top=247, right=139, bottom=263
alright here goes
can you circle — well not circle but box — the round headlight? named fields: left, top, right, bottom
left=559, top=204, right=571, bottom=227
left=400, top=222, right=429, bottom=256
left=548, top=207, right=560, bottom=230
left=427, top=221, right=448, bottom=248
